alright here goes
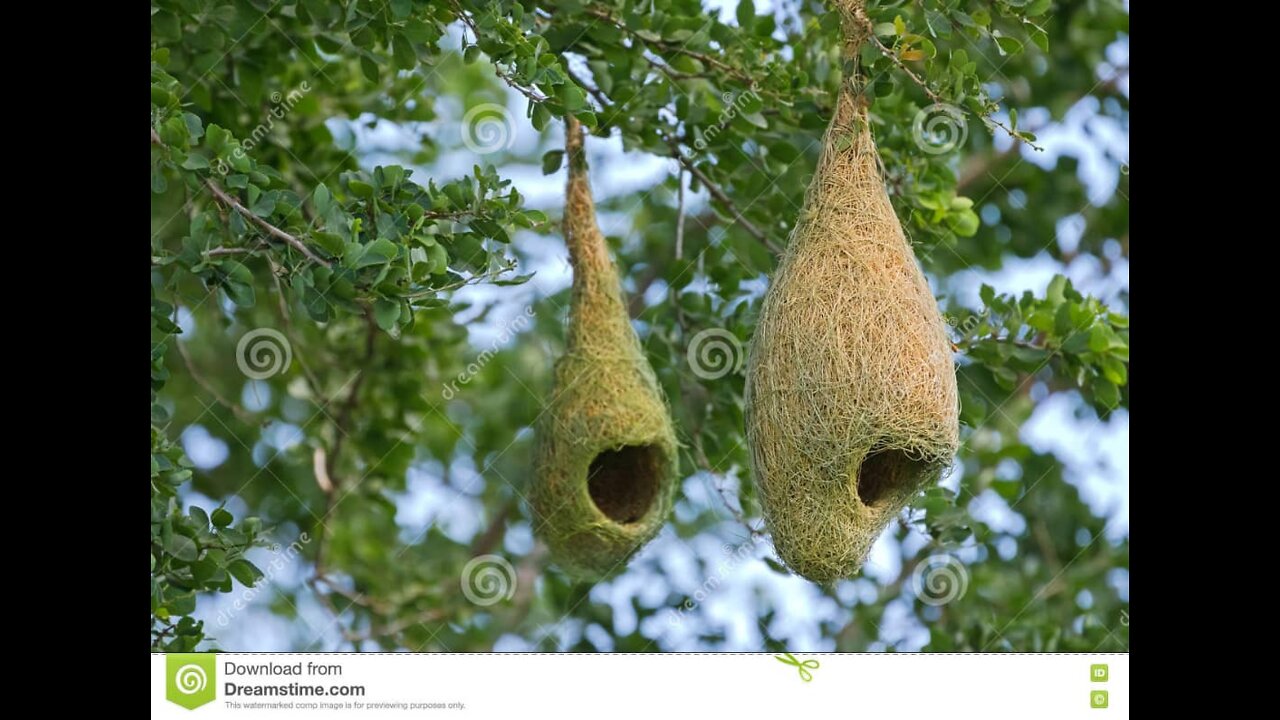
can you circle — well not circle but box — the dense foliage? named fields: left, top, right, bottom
left=151, top=0, right=1129, bottom=652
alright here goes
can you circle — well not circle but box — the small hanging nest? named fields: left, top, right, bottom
left=744, top=0, right=959, bottom=584
left=530, top=117, right=679, bottom=579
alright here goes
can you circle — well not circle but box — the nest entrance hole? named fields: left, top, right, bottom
left=856, top=449, right=930, bottom=509
left=587, top=445, right=664, bottom=524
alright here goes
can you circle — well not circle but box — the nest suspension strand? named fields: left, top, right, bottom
left=744, top=0, right=960, bottom=583
left=530, top=117, right=680, bottom=579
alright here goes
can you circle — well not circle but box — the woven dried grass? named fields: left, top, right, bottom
left=744, top=1, right=959, bottom=584
left=530, top=117, right=679, bottom=579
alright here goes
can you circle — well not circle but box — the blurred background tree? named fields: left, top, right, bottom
left=151, top=0, right=1128, bottom=652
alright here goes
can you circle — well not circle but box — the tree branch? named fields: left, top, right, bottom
left=176, top=340, right=255, bottom=422
left=692, top=432, right=764, bottom=540
left=668, top=139, right=782, bottom=255
left=582, top=6, right=757, bottom=86
left=453, top=0, right=548, bottom=103
left=851, top=8, right=1040, bottom=150
left=205, top=181, right=330, bottom=267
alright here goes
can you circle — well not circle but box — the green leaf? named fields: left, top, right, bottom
left=393, top=34, right=416, bottom=70
left=228, top=559, right=264, bottom=587
left=189, top=506, right=210, bottom=530
left=1026, top=22, right=1049, bottom=52
left=531, top=103, right=551, bottom=132
left=949, top=209, right=980, bottom=237
left=994, top=33, right=1024, bottom=56
left=211, top=508, right=234, bottom=528
left=1027, top=0, right=1053, bottom=16
left=311, top=231, right=346, bottom=257
left=427, top=243, right=449, bottom=274
left=223, top=281, right=256, bottom=308
left=166, top=535, right=199, bottom=563
left=542, top=150, right=565, bottom=175
left=374, top=298, right=402, bottom=330
left=1047, top=275, right=1068, bottom=305
left=359, top=238, right=398, bottom=267
left=1093, top=378, right=1121, bottom=409
left=313, top=183, right=331, bottom=216
left=588, top=60, right=613, bottom=95
left=1100, top=356, right=1128, bottom=385
left=360, top=56, right=379, bottom=83
left=348, top=180, right=375, bottom=199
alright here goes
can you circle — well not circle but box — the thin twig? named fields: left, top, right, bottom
left=154, top=126, right=331, bottom=265
left=205, top=181, right=331, bottom=266
left=203, top=246, right=255, bottom=257
left=675, top=168, right=686, bottom=262
left=269, top=265, right=327, bottom=399
left=668, top=139, right=782, bottom=255
left=564, top=65, right=617, bottom=122
left=469, top=497, right=516, bottom=556
left=958, top=333, right=1047, bottom=352
left=670, top=168, right=689, bottom=330
left=176, top=340, right=255, bottom=422
left=312, top=312, right=378, bottom=576
left=452, top=0, right=548, bottom=103
left=582, top=6, right=757, bottom=86
left=692, top=433, right=764, bottom=540
left=851, top=8, right=1040, bottom=150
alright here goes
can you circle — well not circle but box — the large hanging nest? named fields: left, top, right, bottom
left=744, top=0, right=959, bottom=584
left=530, top=117, right=679, bottom=579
